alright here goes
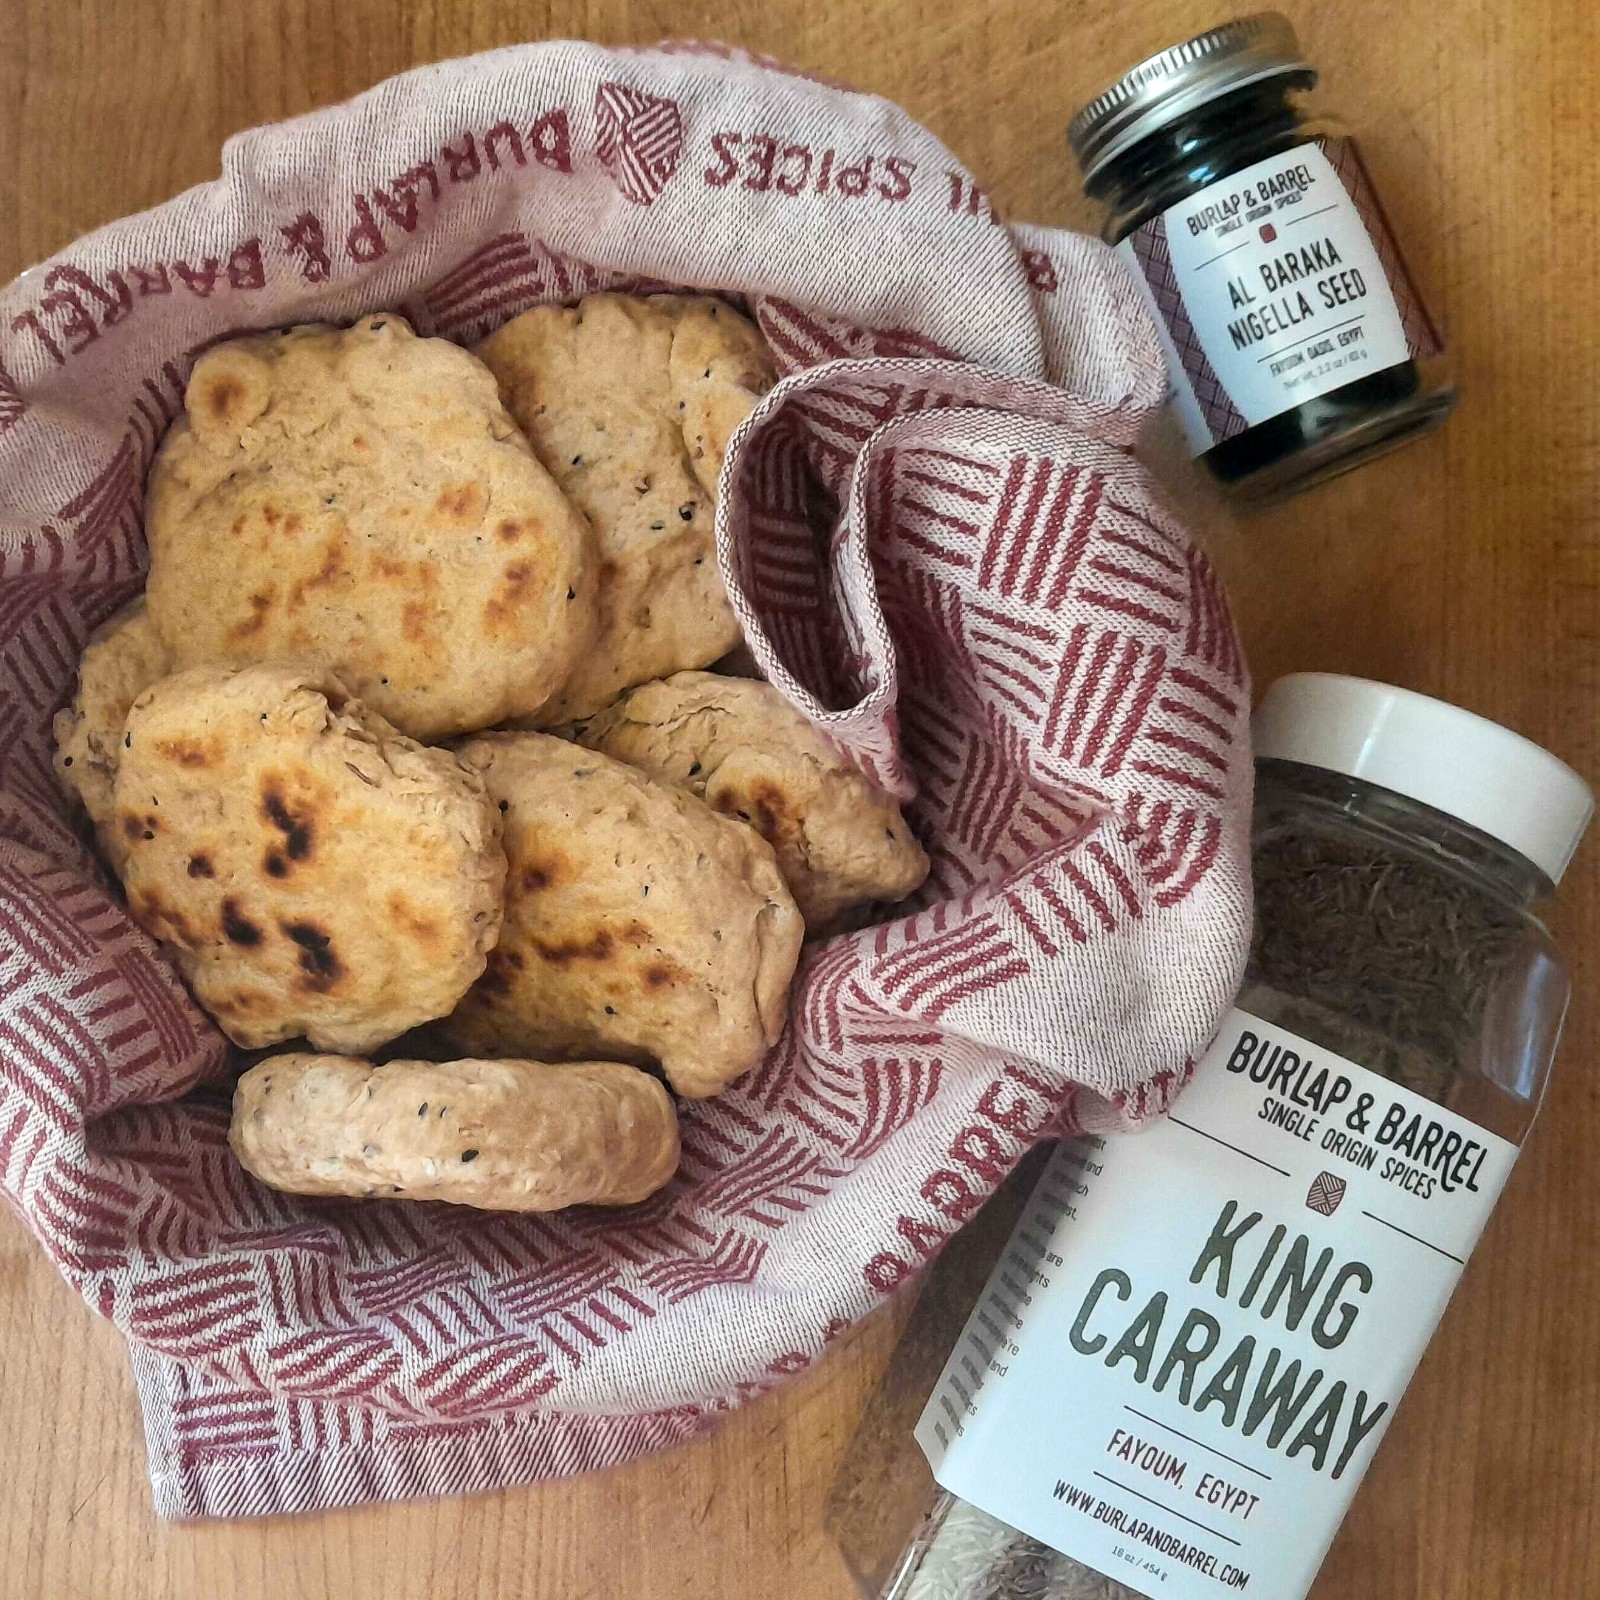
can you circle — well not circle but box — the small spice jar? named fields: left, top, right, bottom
left=1069, top=14, right=1455, bottom=499
left=849, top=675, right=1589, bottom=1600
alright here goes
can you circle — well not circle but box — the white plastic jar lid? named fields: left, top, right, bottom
left=1253, top=673, right=1593, bottom=885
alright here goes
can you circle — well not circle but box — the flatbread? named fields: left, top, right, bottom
left=231, top=1053, right=679, bottom=1210
left=574, top=672, right=929, bottom=929
left=474, top=294, right=773, bottom=722
left=666, top=295, right=776, bottom=498
left=143, top=316, right=594, bottom=740
left=52, top=596, right=171, bottom=863
left=115, top=662, right=504, bottom=1052
left=439, top=731, right=803, bottom=1099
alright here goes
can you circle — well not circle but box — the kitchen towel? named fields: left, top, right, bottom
left=0, top=39, right=1253, bottom=1517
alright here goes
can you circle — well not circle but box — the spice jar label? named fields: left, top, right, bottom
left=1119, top=140, right=1441, bottom=454
left=915, top=1008, right=1517, bottom=1600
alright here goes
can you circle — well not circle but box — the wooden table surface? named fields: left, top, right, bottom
left=3, top=0, right=1598, bottom=1596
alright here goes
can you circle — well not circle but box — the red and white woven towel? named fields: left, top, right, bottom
left=0, top=41, right=1253, bottom=1518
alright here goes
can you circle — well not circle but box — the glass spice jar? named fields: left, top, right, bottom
left=846, top=674, right=1590, bottom=1600
left=1069, top=14, right=1456, bottom=500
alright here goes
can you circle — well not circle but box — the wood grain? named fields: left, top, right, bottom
left=3, top=1, right=1598, bottom=1596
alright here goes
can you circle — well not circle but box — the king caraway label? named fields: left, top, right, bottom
left=915, top=1008, right=1517, bottom=1600
left=1119, top=140, right=1439, bottom=456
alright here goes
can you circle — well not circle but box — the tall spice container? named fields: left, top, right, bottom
left=1071, top=14, right=1454, bottom=498
left=853, top=676, right=1590, bottom=1600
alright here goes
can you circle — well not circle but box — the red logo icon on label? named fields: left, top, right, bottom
left=1307, top=1171, right=1348, bottom=1216
left=1259, top=222, right=1278, bottom=243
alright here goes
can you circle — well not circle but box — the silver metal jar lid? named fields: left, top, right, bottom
left=1069, top=12, right=1314, bottom=184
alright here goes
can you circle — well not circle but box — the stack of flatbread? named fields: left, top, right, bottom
left=53, top=297, right=929, bottom=1214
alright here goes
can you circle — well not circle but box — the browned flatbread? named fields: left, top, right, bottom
left=574, top=672, right=929, bottom=929
left=231, top=1053, right=679, bottom=1210
left=474, top=294, right=774, bottom=722
left=666, top=295, right=776, bottom=498
left=115, top=662, right=504, bottom=1053
left=52, top=596, right=171, bottom=865
left=143, top=316, right=594, bottom=740
left=439, top=731, right=803, bottom=1099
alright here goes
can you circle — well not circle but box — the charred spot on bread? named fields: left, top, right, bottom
left=281, top=919, right=342, bottom=987
left=154, top=737, right=215, bottom=769
left=261, top=784, right=313, bottom=860
left=202, top=373, right=245, bottom=423
left=221, top=897, right=264, bottom=947
left=519, top=855, right=563, bottom=893
left=532, top=929, right=614, bottom=967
